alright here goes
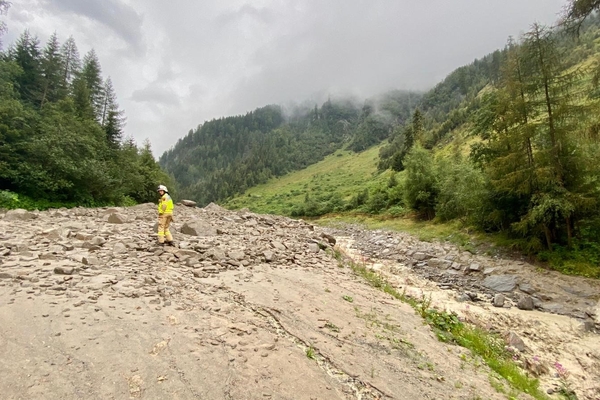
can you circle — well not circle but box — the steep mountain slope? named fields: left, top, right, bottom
left=225, top=146, right=391, bottom=216
left=159, top=92, right=421, bottom=206
left=227, top=17, right=600, bottom=261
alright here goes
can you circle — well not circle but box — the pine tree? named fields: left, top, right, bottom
left=99, top=77, right=125, bottom=147
left=562, top=0, right=600, bottom=33
left=81, top=49, right=104, bottom=120
left=480, top=39, right=538, bottom=198
left=475, top=24, right=596, bottom=249
left=518, top=23, right=593, bottom=247
left=60, top=36, right=80, bottom=86
left=9, top=30, right=43, bottom=106
left=71, top=74, right=94, bottom=120
left=388, top=108, right=421, bottom=171
left=40, top=33, right=66, bottom=106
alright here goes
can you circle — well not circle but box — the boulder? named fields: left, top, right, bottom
left=43, top=228, right=71, bottom=240
left=263, top=250, right=275, bottom=262
left=192, top=269, right=209, bottom=278
left=62, top=221, right=86, bottom=231
left=204, top=202, right=226, bottom=212
left=206, top=247, right=226, bottom=260
left=308, top=243, right=320, bottom=253
left=482, top=275, right=518, bottom=292
left=4, top=209, right=37, bottom=221
left=180, top=220, right=217, bottom=236
left=180, top=200, right=197, bottom=207
left=177, top=249, right=199, bottom=258
left=505, top=331, right=526, bottom=352
left=428, top=258, right=453, bottom=269
left=412, top=252, right=430, bottom=261
left=82, top=256, right=101, bottom=266
left=91, top=236, right=106, bottom=246
left=492, top=293, right=505, bottom=307
left=320, top=233, right=336, bottom=245
left=517, top=295, right=535, bottom=310
left=227, top=250, right=245, bottom=261
left=468, top=263, right=482, bottom=272
left=519, top=283, right=536, bottom=295
left=54, top=266, right=75, bottom=275
left=451, top=262, right=462, bottom=270
left=270, top=241, right=287, bottom=251
left=113, top=243, right=128, bottom=254
left=108, top=213, right=127, bottom=224
left=76, top=232, right=94, bottom=241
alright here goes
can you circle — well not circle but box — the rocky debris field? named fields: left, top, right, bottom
left=326, top=225, right=600, bottom=400
left=0, top=204, right=598, bottom=399
left=328, top=224, right=600, bottom=326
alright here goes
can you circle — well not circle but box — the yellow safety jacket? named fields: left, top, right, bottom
left=158, top=193, right=174, bottom=215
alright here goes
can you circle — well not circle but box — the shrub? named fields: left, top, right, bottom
left=0, top=190, right=20, bottom=209
left=435, top=156, right=489, bottom=224
left=403, top=145, right=438, bottom=219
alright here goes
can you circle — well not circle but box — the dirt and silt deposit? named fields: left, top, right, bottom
left=0, top=203, right=598, bottom=400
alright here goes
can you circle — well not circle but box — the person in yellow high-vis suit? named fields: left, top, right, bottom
left=157, top=185, right=174, bottom=245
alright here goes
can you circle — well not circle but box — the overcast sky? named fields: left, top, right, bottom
left=4, top=0, right=566, bottom=156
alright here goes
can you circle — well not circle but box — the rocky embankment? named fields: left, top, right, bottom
left=0, top=204, right=598, bottom=399
left=326, top=225, right=600, bottom=400
left=328, top=224, right=600, bottom=326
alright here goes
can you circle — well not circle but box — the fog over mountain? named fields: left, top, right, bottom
left=5, top=0, right=565, bottom=154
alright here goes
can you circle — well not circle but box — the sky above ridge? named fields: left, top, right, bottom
left=4, top=0, right=566, bottom=156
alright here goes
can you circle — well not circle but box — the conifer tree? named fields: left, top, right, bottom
left=10, top=30, right=43, bottom=106
left=60, top=36, right=81, bottom=86
left=475, top=24, right=596, bottom=249
left=562, top=0, right=600, bottom=32
left=71, top=74, right=94, bottom=120
left=99, top=77, right=125, bottom=147
left=40, top=33, right=66, bottom=106
left=81, top=49, right=104, bottom=120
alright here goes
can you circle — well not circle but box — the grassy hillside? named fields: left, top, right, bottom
left=223, top=16, right=600, bottom=280
left=225, top=145, right=392, bottom=215
left=161, top=92, right=422, bottom=206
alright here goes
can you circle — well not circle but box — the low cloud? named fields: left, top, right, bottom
left=4, top=0, right=566, bottom=156
left=131, top=84, right=181, bottom=106
left=46, top=0, right=145, bottom=54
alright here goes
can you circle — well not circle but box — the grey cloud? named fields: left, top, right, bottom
left=224, top=0, right=565, bottom=115
left=5, top=0, right=567, bottom=155
left=46, top=0, right=145, bottom=54
left=215, top=4, right=275, bottom=26
left=131, top=84, right=181, bottom=106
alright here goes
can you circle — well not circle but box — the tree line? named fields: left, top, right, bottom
left=159, top=91, right=422, bottom=205
left=275, top=10, right=600, bottom=275
left=328, top=16, right=599, bottom=269
left=0, top=9, right=170, bottom=209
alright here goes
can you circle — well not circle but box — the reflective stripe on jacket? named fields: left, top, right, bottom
left=158, top=193, right=174, bottom=214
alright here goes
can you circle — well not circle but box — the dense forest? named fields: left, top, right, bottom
left=163, top=12, right=600, bottom=264
left=0, top=2, right=170, bottom=209
left=370, top=16, right=600, bottom=256
left=211, top=4, right=600, bottom=275
left=159, top=90, right=422, bottom=205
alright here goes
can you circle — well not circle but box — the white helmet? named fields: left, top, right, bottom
left=157, top=185, right=168, bottom=192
